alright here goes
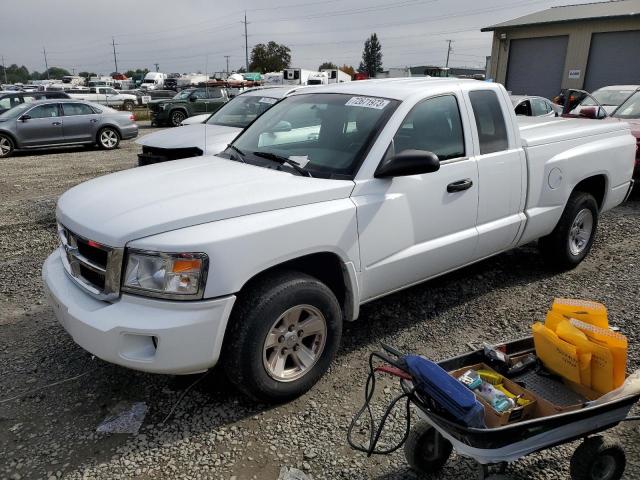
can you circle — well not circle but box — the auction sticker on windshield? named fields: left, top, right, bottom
left=259, top=97, right=278, bottom=104
left=345, top=96, right=390, bottom=109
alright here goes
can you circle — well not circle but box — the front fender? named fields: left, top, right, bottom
left=127, top=198, right=361, bottom=301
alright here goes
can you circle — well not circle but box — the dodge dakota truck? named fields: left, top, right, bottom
left=43, top=79, right=636, bottom=402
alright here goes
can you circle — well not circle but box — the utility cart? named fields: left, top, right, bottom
left=349, top=338, right=639, bottom=480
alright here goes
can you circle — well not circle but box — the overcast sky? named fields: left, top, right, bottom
left=2, top=0, right=585, bottom=75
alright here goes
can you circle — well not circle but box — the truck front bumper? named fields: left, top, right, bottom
left=42, top=250, right=236, bottom=375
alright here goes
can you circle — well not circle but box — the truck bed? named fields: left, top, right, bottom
left=517, top=116, right=630, bottom=147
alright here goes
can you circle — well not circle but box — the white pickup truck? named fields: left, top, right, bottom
left=43, top=79, right=636, bottom=402
left=69, top=87, right=137, bottom=111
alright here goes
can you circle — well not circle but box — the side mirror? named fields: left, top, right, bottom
left=375, top=150, right=440, bottom=178
left=268, top=120, right=292, bottom=133
left=579, top=107, right=597, bottom=119
left=19, top=114, right=31, bottom=122
left=189, top=95, right=197, bottom=102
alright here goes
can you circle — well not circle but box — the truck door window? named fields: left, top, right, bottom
left=206, top=89, right=222, bottom=99
left=391, top=95, right=465, bottom=161
left=531, top=98, right=549, bottom=116
left=469, top=90, right=508, bottom=154
left=191, top=90, right=207, bottom=99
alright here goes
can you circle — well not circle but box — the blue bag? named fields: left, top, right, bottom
left=404, top=355, right=486, bottom=428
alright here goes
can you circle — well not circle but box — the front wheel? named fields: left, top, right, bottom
left=169, top=110, right=187, bottom=127
left=97, top=127, right=120, bottom=150
left=570, top=436, right=626, bottom=480
left=0, top=134, right=14, bottom=158
left=539, top=191, right=599, bottom=270
left=404, top=422, right=452, bottom=475
left=222, top=271, right=342, bottom=402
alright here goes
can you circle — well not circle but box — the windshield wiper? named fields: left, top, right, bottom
left=252, top=151, right=312, bottom=177
left=226, top=144, right=246, bottom=163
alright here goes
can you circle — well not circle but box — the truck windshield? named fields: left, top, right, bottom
left=207, top=95, right=279, bottom=128
left=229, top=93, right=398, bottom=178
left=612, top=91, right=640, bottom=119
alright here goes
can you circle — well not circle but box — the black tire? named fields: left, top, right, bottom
left=122, top=100, right=134, bottom=112
left=221, top=270, right=342, bottom=403
left=169, top=109, right=187, bottom=127
left=539, top=191, right=598, bottom=270
left=404, top=422, right=452, bottom=475
left=97, top=127, right=120, bottom=150
left=0, top=133, right=15, bottom=158
left=570, top=436, right=626, bottom=480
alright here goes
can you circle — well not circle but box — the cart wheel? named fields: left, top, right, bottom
left=404, top=422, right=452, bottom=474
left=570, top=436, right=626, bottom=480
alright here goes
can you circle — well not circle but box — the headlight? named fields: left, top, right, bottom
left=122, top=250, right=208, bottom=300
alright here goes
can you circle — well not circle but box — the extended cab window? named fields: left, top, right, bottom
left=469, top=90, right=508, bottom=154
left=391, top=95, right=465, bottom=160
left=206, top=88, right=223, bottom=99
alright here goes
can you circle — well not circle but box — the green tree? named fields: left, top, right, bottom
left=0, top=64, right=31, bottom=83
left=358, top=33, right=383, bottom=77
left=45, top=67, right=71, bottom=80
left=124, top=68, right=149, bottom=78
left=249, top=41, right=291, bottom=73
left=318, top=61, right=338, bottom=71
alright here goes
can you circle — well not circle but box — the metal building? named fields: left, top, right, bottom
left=483, top=0, right=640, bottom=99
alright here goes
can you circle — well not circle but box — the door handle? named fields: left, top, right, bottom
left=51, top=121, right=62, bottom=126
left=447, top=179, right=473, bottom=193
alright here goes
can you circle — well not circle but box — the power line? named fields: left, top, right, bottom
left=42, top=47, right=49, bottom=79
left=242, top=12, right=250, bottom=71
left=111, top=37, right=119, bottom=73
left=445, top=39, right=453, bottom=68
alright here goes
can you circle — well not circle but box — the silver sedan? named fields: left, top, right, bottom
left=511, top=95, right=562, bottom=117
left=0, top=99, right=138, bottom=158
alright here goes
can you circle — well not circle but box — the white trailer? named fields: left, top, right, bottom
left=322, top=69, right=351, bottom=83
left=283, top=68, right=317, bottom=85
left=307, top=72, right=329, bottom=85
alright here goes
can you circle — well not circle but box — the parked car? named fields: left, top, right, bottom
left=0, top=90, right=70, bottom=115
left=569, top=85, right=639, bottom=117
left=511, top=95, right=560, bottom=117
left=43, top=79, right=635, bottom=402
left=137, top=87, right=295, bottom=165
left=147, top=87, right=230, bottom=127
left=68, top=87, right=138, bottom=111
left=0, top=99, right=138, bottom=158
left=608, top=90, right=640, bottom=179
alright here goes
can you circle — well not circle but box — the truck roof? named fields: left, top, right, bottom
left=288, top=77, right=482, bottom=101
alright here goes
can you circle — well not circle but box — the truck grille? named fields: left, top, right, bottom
left=58, top=225, right=124, bottom=301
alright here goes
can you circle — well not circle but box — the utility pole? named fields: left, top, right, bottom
left=154, top=63, right=159, bottom=72
left=111, top=37, right=119, bottom=73
left=224, top=55, right=230, bottom=74
left=42, top=47, right=50, bottom=79
left=242, top=12, right=249, bottom=71
left=445, top=39, right=454, bottom=69
left=1, top=55, right=7, bottom=85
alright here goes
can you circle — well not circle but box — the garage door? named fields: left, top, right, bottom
left=584, top=30, right=640, bottom=91
left=506, top=36, right=568, bottom=99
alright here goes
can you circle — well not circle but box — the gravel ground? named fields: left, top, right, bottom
left=1, top=127, right=639, bottom=480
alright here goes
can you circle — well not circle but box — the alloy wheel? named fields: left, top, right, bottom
left=568, top=208, right=594, bottom=256
left=262, top=304, right=327, bottom=382
left=0, top=136, right=12, bottom=157
left=100, top=129, right=118, bottom=148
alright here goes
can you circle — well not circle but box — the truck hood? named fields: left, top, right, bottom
left=136, top=124, right=240, bottom=155
left=57, top=156, right=355, bottom=247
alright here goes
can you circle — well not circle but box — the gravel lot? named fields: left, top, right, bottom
left=1, top=125, right=639, bottom=480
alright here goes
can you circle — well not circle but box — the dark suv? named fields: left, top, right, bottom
left=0, top=91, right=70, bottom=115
left=147, top=87, right=229, bottom=127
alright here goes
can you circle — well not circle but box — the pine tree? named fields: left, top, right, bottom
left=359, top=33, right=383, bottom=77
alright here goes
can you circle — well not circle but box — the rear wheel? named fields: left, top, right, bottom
left=539, top=191, right=598, bottom=270
left=97, top=127, right=120, bottom=150
left=122, top=100, right=134, bottom=112
left=170, top=110, right=187, bottom=127
left=570, top=436, right=625, bottom=480
left=0, top=134, right=14, bottom=158
left=404, top=422, right=452, bottom=475
left=222, top=271, right=342, bottom=402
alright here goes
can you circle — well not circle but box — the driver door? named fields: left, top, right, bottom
left=16, top=103, right=65, bottom=146
left=352, top=93, right=479, bottom=301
